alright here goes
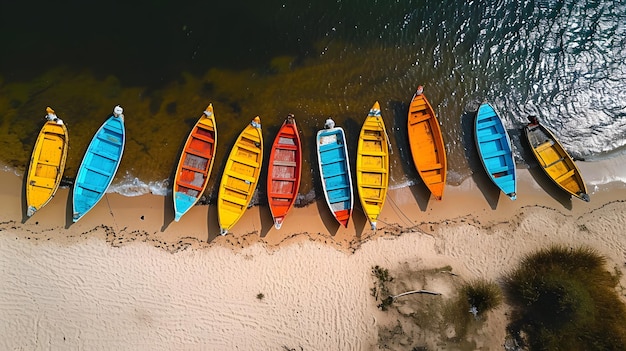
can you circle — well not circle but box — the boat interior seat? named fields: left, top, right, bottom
left=490, top=165, right=512, bottom=175
left=479, top=133, right=504, bottom=142
left=485, top=149, right=509, bottom=159
left=331, top=195, right=351, bottom=203
left=319, top=143, right=343, bottom=152
left=477, top=119, right=498, bottom=129
left=555, top=169, right=575, bottom=183
left=322, top=167, right=347, bottom=178
left=420, top=163, right=443, bottom=171
left=536, top=140, right=555, bottom=153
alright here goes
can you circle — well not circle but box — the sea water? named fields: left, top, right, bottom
left=0, top=0, right=624, bottom=203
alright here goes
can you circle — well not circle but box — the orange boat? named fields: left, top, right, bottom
left=266, top=114, right=302, bottom=229
left=407, top=86, right=447, bottom=200
left=173, top=104, right=217, bottom=222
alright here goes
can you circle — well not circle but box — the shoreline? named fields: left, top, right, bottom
left=3, top=156, right=625, bottom=251
left=4, top=143, right=626, bottom=205
left=2, top=157, right=626, bottom=350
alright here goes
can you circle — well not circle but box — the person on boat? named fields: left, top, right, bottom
left=287, top=113, right=295, bottom=123
left=416, top=85, right=424, bottom=95
left=324, top=118, right=335, bottom=129
left=527, top=115, right=539, bottom=126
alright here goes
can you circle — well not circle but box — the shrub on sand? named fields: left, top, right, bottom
left=504, top=245, right=626, bottom=350
left=371, top=265, right=394, bottom=310
left=461, top=279, right=503, bottom=318
left=443, top=279, right=502, bottom=341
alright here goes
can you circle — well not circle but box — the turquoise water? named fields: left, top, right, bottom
left=1, top=0, right=624, bottom=203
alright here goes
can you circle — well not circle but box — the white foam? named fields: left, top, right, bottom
left=578, top=157, right=626, bottom=189
left=1, top=165, right=22, bottom=177
left=107, top=171, right=169, bottom=197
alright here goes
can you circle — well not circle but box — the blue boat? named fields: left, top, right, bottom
left=316, top=118, right=353, bottom=227
left=72, top=106, right=126, bottom=222
left=474, top=103, right=517, bottom=200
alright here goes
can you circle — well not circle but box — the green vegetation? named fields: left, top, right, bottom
left=371, top=265, right=501, bottom=349
left=504, top=245, right=626, bottom=350
left=461, top=279, right=503, bottom=318
left=442, top=279, right=502, bottom=342
left=371, top=265, right=394, bottom=310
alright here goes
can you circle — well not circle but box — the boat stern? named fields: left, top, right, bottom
left=274, top=218, right=284, bottom=230
left=334, top=209, right=351, bottom=228
left=72, top=212, right=82, bottom=223
left=174, top=212, right=183, bottom=222
left=26, top=206, right=37, bottom=217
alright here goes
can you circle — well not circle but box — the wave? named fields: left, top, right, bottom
left=486, top=0, right=626, bottom=159
left=107, top=172, right=170, bottom=197
left=104, top=157, right=624, bottom=199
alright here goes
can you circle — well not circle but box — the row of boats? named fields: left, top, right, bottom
left=24, top=87, right=589, bottom=234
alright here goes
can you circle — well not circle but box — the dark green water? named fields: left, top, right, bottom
left=1, top=0, right=624, bottom=202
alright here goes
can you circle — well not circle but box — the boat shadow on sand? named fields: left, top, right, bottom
left=460, top=109, right=505, bottom=210
left=461, top=107, right=573, bottom=210
left=390, top=100, right=433, bottom=211
left=161, top=115, right=203, bottom=232
left=160, top=179, right=177, bottom=232
left=20, top=173, right=29, bottom=223
left=20, top=143, right=34, bottom=223
left=206, top=203, right=221, bottom=242
left=517, top=126, right=573, bottom=210
left=343, top=116, right=368, bottom=239
left=257, top=122, right=280, bottom=239
left=307, top=122, right=345, bottom=237
left=63, top=183, right=75, bottom=228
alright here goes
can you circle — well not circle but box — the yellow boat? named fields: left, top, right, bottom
left=524, top=116, right=589, bottom=202
left=26, top=107, right=69, bottom=217
left=217, top=117, right=263, bottom=235
left=407, top=86, right=447, bottom=200
left=356, top=101, right=389, bottom=230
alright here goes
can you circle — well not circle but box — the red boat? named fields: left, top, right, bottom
left=267, top=114, right=302, bottom=229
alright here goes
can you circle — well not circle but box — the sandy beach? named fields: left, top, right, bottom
left=1, top=155, right=626, bottom=350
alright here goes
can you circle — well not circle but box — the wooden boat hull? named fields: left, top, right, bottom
left=524, top=119, right=589, bottom=201
left=316, top=122, right=353, bottom=227
left=475, top=103, right=517, bottom=200
left=407, top=87, right=447, bottom=200
left=72, top=107, right=125, bottom=222
left=356, top=102, right=389, bottom=230
left=26, top=107, right=69, bottom=217
left=267, top=115, right=302, bottom=229
left=217, top=117, right=263, bottom=235
left=173, top=104, right=217, bottom=222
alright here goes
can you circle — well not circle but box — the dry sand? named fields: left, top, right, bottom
left=1, top=156, right=626, bottom=350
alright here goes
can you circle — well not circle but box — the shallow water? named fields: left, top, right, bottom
left=1, top=0, right=624, bottom=203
